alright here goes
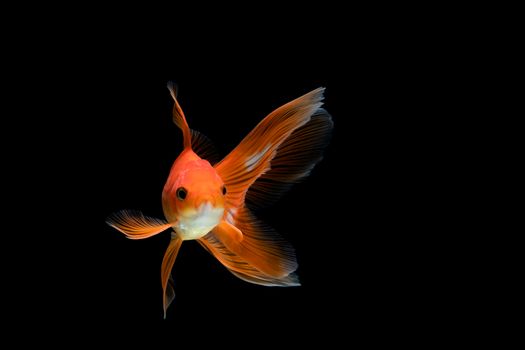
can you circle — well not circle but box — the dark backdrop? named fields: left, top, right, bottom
left=13, top=8, right=431, bottom=343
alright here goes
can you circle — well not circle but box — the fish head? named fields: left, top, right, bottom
left=162, top=158, right=226, bottom=240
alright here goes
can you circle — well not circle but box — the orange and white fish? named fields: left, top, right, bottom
left=107, top=83, right=333, bottom=317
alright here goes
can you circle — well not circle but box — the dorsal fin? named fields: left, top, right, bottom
left=167, top=82, right=192, bottom=149
left=190, top=129, right=221, bottom=165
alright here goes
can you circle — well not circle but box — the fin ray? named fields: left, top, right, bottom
left=215, top=88, right=326, bottom=210
left=224, top=208, right=298, bottom=277
left=198, top=232, right=300, bottom=287
left=161, top=233, right=183, bottom=318
left=247, top=109, right=333, bottom=208
left=106, top=210, right=173, bottom=239
left=190, top=129, right=220, bottom=164
left=167, top=82, right=192, bottom=149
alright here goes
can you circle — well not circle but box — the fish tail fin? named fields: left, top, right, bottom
left=205, top=87, right=332, bottom=286
left=199, top=211, right=299, bottom=286
left=247, top=107, right=333, bottom=208
left=215, top=87, right=327, bottom=209
left=167, top=81, right=192, bottom=149
left=161, top=232, right=183, bottom=319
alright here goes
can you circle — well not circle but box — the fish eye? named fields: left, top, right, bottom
left=176, top=187, right=187, bottom=201
left=222, top=186, right=227, bottom=195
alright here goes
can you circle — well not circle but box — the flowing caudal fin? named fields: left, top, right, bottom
left=167, top=82, right=192, bottom=149
left=217, top=209, right=298, bottom=277
left=198, top=230, right=300, bottom=287
left=161, top=233, right=183, bottom=318
left=106, top=210, right=174, bottom=239
left=215, top=87, right=326, bottom=210
left=197, top=208, right=299, bottom=285
left=247, top=109, right=333, bottom=208
left=206, top=88, right=328, bottom=286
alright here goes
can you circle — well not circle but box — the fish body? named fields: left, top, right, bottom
left=107, top=84, right=333, bottom=317
left=162, top=149, right=225, bottom=240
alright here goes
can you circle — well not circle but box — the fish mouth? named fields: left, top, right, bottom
left=177, top=202, right=224, bottom=240
left=198, top=202, right=215, bottom=214
left=179, top=202, right=224, bottom=219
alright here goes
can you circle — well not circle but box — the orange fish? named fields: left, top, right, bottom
left=107, top=83, right=333, bottom=317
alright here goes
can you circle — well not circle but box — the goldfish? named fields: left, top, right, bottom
left=107, top=83, right=333, bottom=317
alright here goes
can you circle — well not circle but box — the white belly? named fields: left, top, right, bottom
left=176, top=203, right=224, bottom=240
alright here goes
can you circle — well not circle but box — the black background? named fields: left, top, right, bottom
left=9, top=6, right=438, bottom=343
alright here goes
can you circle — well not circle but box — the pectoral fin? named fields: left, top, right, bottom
left=212, top=218, right=295, bottom=279
left=213, top=220, right=244, bottom=245
left=106, top=210, right=174, bottom=239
